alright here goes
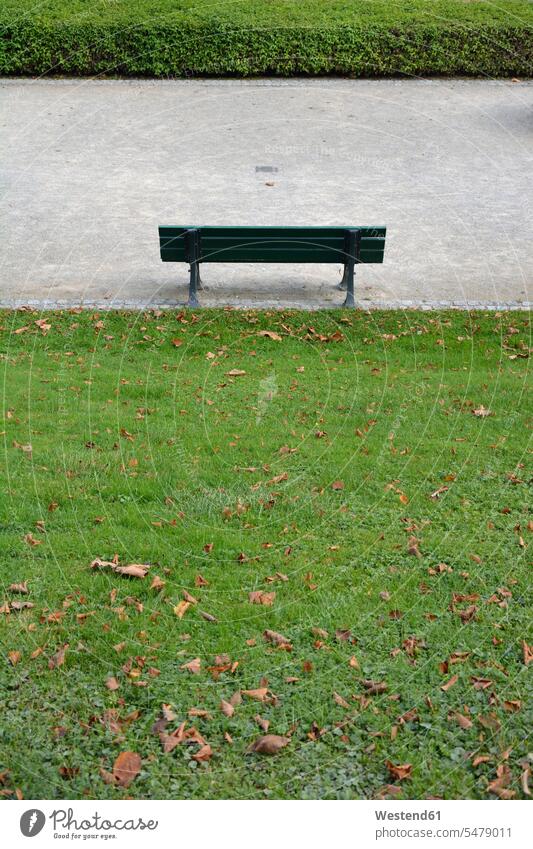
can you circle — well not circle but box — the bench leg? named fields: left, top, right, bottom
left=342, top=229, right=360, bottom=308
left=197, top=268, right=206, bottom=291
left=343, top=264, right=355, bottom=308
left=337, top=264, right=349, bottom=290
left=188, top=262, right=200, bottom=308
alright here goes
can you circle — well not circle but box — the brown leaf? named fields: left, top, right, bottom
left=192, top=744, right=213, bottom=762
left=333, top=692, right=350, bottom=709
left=249, top=735, right=290, bottom=755
left=263, top=629, right=291, bottom=648
left=173, top=600, right=191, bottom=619
left=182, top=589, right=198, bottom=605
left=449, top=711, right=473, bottom=729
left=114, top=564, right=150, bottom=579
left=180, top=657, right=201, bottom=674
left=242, top=688, right=268, bottom=702
left=458, top=605, right=477, bottom=623
left=441, top=674, right=459, bottom=692
left=150, top=575, right=166, bottom=591
left=8, top=650, right=21, bottom=666
left=487, top=764, right=515, bottom=799
left=220, top=699, right=235, bottom=717
left=225, top=369, right=246, bottom=377
left=9, top=601, right=34, bottom=612
left=199, top=610, right=218, bottom=623
left=90, top=559, right=149, bottom=579
left=112, top=751, right=141, bottom=787
left=249, top=591, right=275, bottom=606
left=255, top=715, right=270, bottom=732
left=331, top=480, right=344, bottom=491
left=522, top=641, right=533, bottom=665
left=362, top=680, right=387, bottom=695
left=48, top=644, right=68, bottom=670
left=407, top=536, right=422, bottom=558
left=106, top=676, right=120, bottom=691
left=472, top=405, right=491, bottom=417
left=386, top=761, right=412, bottom=781
left=257, top=330, right=282, bottom=342
left=24, top=533, right=42, bottom=547
left=8, top=582, right=28, bottom=595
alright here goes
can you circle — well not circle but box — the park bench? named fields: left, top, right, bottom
left=158, top=225, right=386, bottom=307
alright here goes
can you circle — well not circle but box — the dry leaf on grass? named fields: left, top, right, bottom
left=257, top=330, right=282, bottom=342
left=249, top=591, right=275, bottom=606
left=242, top=688, right=269, bottom=702
left=180, top=657, right=201, bottom=674
left=48, top=644, right=68, bottom=670
left=8, top=582, right=28, bottom=595
left=362, top=680, right=388, bottom=695
left=248, top=735, right=290, bottom=755
left=90, top=559, right=150, bottom=579
left=263, top=629, right=291, bottom=648
left=386, top=761, right=412, bottom=781
left=112, top=751, right=141, bottom=787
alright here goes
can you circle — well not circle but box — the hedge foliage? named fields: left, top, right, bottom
left=1, top=20, right=532, bottom=78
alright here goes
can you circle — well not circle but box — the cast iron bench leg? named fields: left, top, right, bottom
left=185, top=229, right=201, bottom=307
left=343, top=229, right=361, bottom=308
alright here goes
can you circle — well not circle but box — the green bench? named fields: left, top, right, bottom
left=158, top=225, right=386, bottom=308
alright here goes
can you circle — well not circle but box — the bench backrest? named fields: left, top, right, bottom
left=159, top=226, right=386, bottom=264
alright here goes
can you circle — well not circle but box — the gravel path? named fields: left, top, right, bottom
left=1, top=78, right=531, bottom=310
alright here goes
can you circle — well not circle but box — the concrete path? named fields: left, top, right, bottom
left=1, top=78, right=532, bottom=310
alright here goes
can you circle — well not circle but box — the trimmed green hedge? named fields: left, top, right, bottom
left=1, top=21, right=532, bottom=78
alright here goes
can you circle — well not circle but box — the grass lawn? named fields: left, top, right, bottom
left=1, top=0, right=533, bottom=77
left=0, top=307, right=531, bottom=800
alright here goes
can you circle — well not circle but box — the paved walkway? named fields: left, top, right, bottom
left=1, top=78, right=532, bottom=310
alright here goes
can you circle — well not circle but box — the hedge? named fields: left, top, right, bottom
left=1, top=21, right=532, bottom=78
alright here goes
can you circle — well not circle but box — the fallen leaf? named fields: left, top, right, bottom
left=333, top=692, right=350, bottom=709
left=225, top=369, right=246, bottom=377
left=249, top=735, right=290, bottom=755
left=441, top=674, right=459, bottom=692
left=257, top=330, right=282, bottom=341
left=263, top=629, right=291, bottom=647
left=90, top=559, right=149, bottom=579
left=112, top=751, right=141, bottom=787
left=362, top=680, right=387, bottom=695
left=249, top=591, right=275, bottom=606
left=386, top=761, right=412, bottom=781
left=487, top=764, right=515, bottom=799
left=192, top=744, right=213, bottom=762
left=8, top=582, right=28, bottom=595
left=48, top=644, right=68, bottom=670
left=242, top=688, right=269, bottom=702
left=180, top=657, right=201, bottom=674
left=173, top=601, right=191, bottom=619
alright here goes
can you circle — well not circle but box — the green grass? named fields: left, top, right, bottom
left=1, top=1, right=533, bottom=77
left=0, top=308, right=531, bottom=800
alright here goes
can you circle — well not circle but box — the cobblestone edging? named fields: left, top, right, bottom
left=0, top=299, right=530, bottom=312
